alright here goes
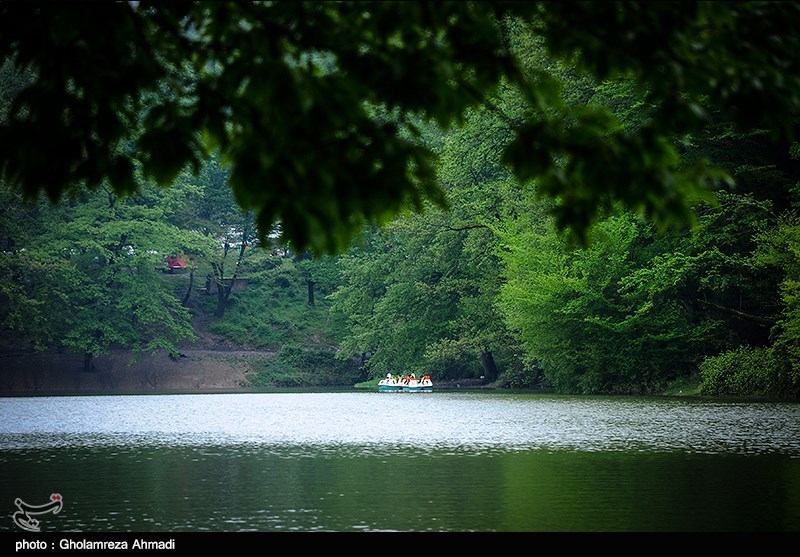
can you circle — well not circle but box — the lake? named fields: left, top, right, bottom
left=1, top=390, right=799, bottom=532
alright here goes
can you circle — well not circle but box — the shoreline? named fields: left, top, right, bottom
left=0, top=349, right=495, bottom=396
left=0, top=348, right=258, bottom=395
left=3, top=349, right=761, bottom=400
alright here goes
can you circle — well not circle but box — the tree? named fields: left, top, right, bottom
left=0, top=180, right=207, bottom=370
left=742, top=210, right=800, bottom=398
left=170, top=153, right=258, bottom=317
left=294, top=252, right=340, bottom=308
left=333, top=156, right=522, bottom=382
left=2, top=2, right=799, bottom=254
left=488, top=22, right=793, bottom=393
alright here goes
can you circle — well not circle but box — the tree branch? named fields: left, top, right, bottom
left=445, top=224, right=490, bottom=232
left=696, top=298, right=776, bottom=326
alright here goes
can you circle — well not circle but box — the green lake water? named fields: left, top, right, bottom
left=1, top=391, right=798, bottom=532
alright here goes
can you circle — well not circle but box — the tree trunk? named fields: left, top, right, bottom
left=479, top=350, right=498, bottom=383
left=212, top=261, right=226, bottom=317
left=307, top=279, right=315, bottom=306
left=182, top=270, right=194, bottom=307
left=83, top=352, right=95, bottom=373
left=213, top=242, right=247, bottom=317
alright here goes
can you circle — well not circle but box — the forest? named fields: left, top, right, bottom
left=1, top=1, right=799, bottom=398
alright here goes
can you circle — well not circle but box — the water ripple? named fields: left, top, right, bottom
left=1, top=392, right=798, bottom=456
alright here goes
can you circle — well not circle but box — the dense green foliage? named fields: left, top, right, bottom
left=0, top=182, right=205, bottom=368
left=2, top=2, right=800, bottom=397
left=699, top=346, right=785, bottom=398
left=3, top=2, right=800, bottom=253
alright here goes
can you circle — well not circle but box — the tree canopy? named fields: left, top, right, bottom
left=2, top=1, right=799, bottom=253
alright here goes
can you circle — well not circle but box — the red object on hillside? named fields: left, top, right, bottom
left=165, top=255, right=189, bottom=273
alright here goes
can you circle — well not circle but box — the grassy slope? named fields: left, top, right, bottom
left=182, top=257, right=364, bottom=388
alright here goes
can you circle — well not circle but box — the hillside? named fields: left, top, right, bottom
left=0, top=257, right=364, bottom=394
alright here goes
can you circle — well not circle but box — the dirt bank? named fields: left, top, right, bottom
left=0, top=348, right=277, bottom=395
left=0, top=349, right=495, bottom=395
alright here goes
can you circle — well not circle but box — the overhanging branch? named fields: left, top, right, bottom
left=696, top=298, right=776, bottom=326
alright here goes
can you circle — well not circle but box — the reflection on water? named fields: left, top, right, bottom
left=1, top=392, right=799, bottom=454
left=1, top=392, right=799, bottom=532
